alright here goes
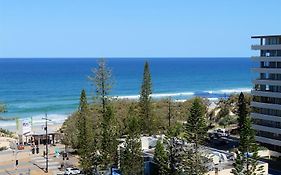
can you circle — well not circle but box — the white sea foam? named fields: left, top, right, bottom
left=219, top=88, right=251, bottom=94
left=116, top=92, right=194, bottom=100
left=174, top=98, right=219, bottom=103
left=115, top=88, right=251, bottom=100
left=0, top=113, right=69, bottom=130
left=31, top=113, right=69, bottom=125
left=0, top=121, right=16, bottom=127
left=204, top=88, right=251, bottom=95
left=1, top=88, right=251, bottom=130
left=207, top=98, right=219, bottom=101
left=152, top=92, right=194, bottom=98
left=174, top=99, right=186, bottom=103
left=116, top=95, right=140, bottom=99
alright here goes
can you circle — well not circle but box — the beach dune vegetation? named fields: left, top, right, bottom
left=61, top=59, right=255, bottom=174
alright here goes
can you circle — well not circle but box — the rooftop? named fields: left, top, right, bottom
left=251, top=35, right=281, bottom=39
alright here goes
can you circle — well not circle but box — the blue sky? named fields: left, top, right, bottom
left=0, top=0, right=280, bottom=58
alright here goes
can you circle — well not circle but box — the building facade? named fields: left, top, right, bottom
left=251, top=35, right=281, bottom=153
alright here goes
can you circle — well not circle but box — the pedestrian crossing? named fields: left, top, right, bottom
left=31, top=156, right=61, bottom=170
left=0, top=155, right=61, bottom=175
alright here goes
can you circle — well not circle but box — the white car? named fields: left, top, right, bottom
left=65, top=167, right=81, bottom=175
left=216, top=128, right=229, bottom=137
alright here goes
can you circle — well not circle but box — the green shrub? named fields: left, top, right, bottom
left=0, top=128, right=13, bottom=137
left=218, top=115, right=237, bottom=127
left=0, top=146, right=8, bottom=151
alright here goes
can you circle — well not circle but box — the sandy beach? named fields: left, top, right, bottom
left=0, top=137, right=16, bottom=149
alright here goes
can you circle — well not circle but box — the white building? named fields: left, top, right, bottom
left=251, top=35, right=281, bottom=153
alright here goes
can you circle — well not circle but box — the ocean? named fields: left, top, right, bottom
left=0, top=58, right=255, bottom=128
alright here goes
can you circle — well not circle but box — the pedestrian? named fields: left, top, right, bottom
left=15, top=159, right=18, bottom=170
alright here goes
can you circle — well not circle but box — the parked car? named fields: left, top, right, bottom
left=215, top=128, right=229, bottom=137
left=64, top=167, right=81, bottom=175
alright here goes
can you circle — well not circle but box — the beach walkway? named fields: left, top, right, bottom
left=0, top=144, right=77, bottom=175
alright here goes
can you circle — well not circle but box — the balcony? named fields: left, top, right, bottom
left=254, top=119, right=281, bottom=129
left=251, top=113, right=281, bottom=123
left=252, top=44, right=281, bottom=50
left=252, top=79, right=281, bottom=86
left=255, top=136, right=281, bottom=146
left=251, top=56, right=281, bottom=62
left=257, top=130, right=281, bottom=141
left=252, top=68, right=281, bottom=73
left=251, top=90, right=281, bottom=98
left=252, top=124, right=281, bottom=135
left=251, top=101, right=281, bottom=110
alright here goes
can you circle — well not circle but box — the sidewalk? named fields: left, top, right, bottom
left=0, top=144, right=77, bottom=175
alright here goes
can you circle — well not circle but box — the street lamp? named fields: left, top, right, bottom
left=42, top=113, right=52, bottom=173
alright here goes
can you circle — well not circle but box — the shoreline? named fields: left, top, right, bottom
left=0, top=98, right=218, bottom=132
left=0, top=87, right=251, bottom=131
left=0, top=114, right=69, bottom=132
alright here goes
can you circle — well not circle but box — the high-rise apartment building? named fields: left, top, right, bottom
left=251, top=35, right=281, bottom=153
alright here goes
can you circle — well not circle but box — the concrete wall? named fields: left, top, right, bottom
left=207, top=162, right=268, bottom=175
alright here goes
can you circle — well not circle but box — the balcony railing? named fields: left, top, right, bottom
left=257, top=78, right=281, bottom=81
left=252, top=124, right=281, bottom=135
left=254, top=120, right=281, bottom=129
left=255, top=136, right=281, bottom=147
left=252, top=44, right=281, bottom=50
left=251, top=101, right=281, bottom=110
left=252, top=79, right=281, bottom=86
left=251, top=112, right=281, bottom=122
left=251, top=90, right=281, bottom=98
left=256, top=132, right=281, bottom=141
left=252, top=96, right=281, bottom=105
left=251, top=56, right=281, bottom=61
left=252, top=68, right=281, bottom=73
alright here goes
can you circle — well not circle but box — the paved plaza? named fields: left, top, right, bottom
left=0, top=144, right=78, bottom=175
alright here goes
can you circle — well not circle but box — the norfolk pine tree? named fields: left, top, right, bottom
left=184, top=97, right=208, bottom=175
left=237, top=92, right=248, bottom=131
left=100, top=105, right=119, bottom=169
left=154, top=140, right=170, bottom=175
left=232, top=93, right=264, bottom=175
left=166, top=123, right=184, bottom=174
left=77, top=89, right=94, bottom=174
left=89, top=58, right=113, bottom=116
left=139, top=61, right=154, bottom=134
left=120, top=106, right=143, bottom=175
left=167, top=97, right=173, bottom=127
left=232, top=117, right=264, bottom=175
left=89, top=59, right=118, bottom=170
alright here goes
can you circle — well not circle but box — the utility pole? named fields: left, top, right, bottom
left=42, top=113, right=51, bottom=173
left=167, top=97, right=172, bottom=127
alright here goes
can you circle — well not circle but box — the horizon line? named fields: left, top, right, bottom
left=0, top=56, right=250, bottom=59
